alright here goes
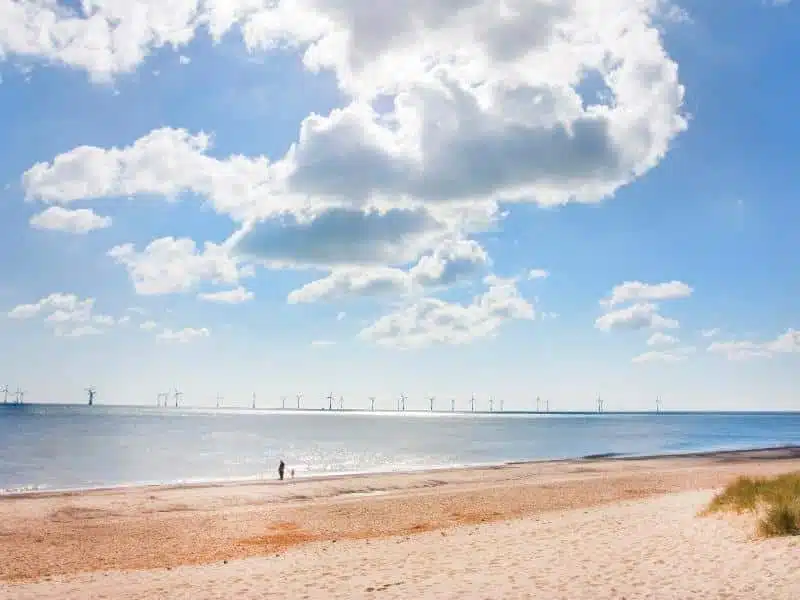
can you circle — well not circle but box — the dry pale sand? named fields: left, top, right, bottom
left=1, top=447, right=799, bottom=599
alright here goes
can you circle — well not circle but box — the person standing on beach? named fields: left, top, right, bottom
left=278, top=460, right=285, bottom=481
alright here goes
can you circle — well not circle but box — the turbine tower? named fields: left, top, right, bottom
left=281, top=395, right=287, bottom=409
left=596, top=394, right=604, bottom=413
left=369, top=396, right=376, bottom=411
left=450, top=397, right=455, bottom=412
left=326, top=392, right=334, bottom=411
left=215, top=393, right=223, bottom=409
left=536, top=396, right=541, bottom=412
left=499, top=398, right=504, bottom=412
left=1, top=385, right=9, bottom=404
left=296, top=392, right=303, bottom=409
left=339, top=395, right=344, bottom=410
left=15, top=388, right=25, bottom=404
left=656, top=395, right=662, bottom=414
left=489, top=396, right=494, bottom=412
left=400, top=393, right=407, bottom=411
left=546, top=399, right=550, bottom=412
left=428, top=395, right=435, bottom=411
left=252, top=392, right=256, bottom=409
left=86, top=386, right=96, bottom=406
left=174, top=388, right=183, bottom=408
left=470, top=393, right=475, bottom=412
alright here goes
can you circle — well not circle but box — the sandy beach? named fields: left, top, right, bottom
left=1, top=447, right=799, bottom=599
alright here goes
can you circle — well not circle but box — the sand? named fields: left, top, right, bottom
left=1, top=447, right=799, bottom=599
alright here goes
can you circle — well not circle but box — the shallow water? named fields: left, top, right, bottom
left=1, top=404, right=799, bottom=493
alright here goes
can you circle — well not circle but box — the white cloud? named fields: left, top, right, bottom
left=597, top=280, right=689, bottom=333
left=766, top=329, right=800, bottom=353
left=156, top=327, right=210, bottom=344
left=29, top=206, right=111, bottom=234
left=707, top=329, right=800, bottom=361
left=595, top=302, right=679, bottom=332
left=288, top=267, right=412, bottom=304
left=359, top=276, right=534, bottom=349
left=19, top=1, right=687, bottom=278
left=701, top=328, right=720, bottom=338
left=109, top=237, right=250, bottom=295
left=8, top=293, right=88, bottom=319
left=647, top=332, right=678, bottom=346
left=0, top=2, right=183, bottom=80
left=336, top=312, right=346, bottom=321
left=408, top=239, right=489, bottom=288
left=707, top=341, right=772, bottom=361
left=178, top=55, right=191, bottom=65
left=528, top=269, right=549, bottom=280
left=8, top=303, right=42, bottom=320
left=22, top=127, right=272, bottom=221
left=140, top=320, right=158, bottom=331
left=603, top=280, right=692, bottom=308
left=287, top=239, right=489, bottom=304
left=198, top=286, right=254, bottom=304
left=6, top=293, right=116, bottom=336
left=633, top=346, right=695, bottom=363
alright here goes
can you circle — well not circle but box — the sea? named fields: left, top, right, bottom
left=1, top=404, right=799, bottom=494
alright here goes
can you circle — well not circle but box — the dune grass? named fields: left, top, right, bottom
left=706, top=472, right=800, bottom=537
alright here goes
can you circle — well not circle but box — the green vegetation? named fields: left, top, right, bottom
left=706, top=472, right=800, bottom=537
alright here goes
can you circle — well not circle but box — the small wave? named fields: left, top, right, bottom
left=0, top=483, right=50, bottom=495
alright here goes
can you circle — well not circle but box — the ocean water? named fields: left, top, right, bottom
left=1, top=404, right=799, bottom=494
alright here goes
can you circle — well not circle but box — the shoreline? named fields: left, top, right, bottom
left=3, top=444, right=799, bottom=500
left=1, top=445, right=799, bottom=585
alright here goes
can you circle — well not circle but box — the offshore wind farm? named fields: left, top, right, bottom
left=0, top=384, right=673, bottom=415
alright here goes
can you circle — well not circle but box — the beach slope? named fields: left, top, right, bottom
left=1, top=448, right=799, bottom=598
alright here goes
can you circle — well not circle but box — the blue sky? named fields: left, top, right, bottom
left=0, top=0, right=798, bottom=411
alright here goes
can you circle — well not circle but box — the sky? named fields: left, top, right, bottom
left=0, top=0, right=798, bottom=412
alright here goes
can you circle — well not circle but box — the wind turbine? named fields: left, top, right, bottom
left=326, top=392, right=334, bottom=411
left=450, top=397, right=455, bottom=412
left=215, top=393, right=223, bottom=409
left=470, top=393, right=475, bottom=412
left=536, top=396, right=541, bottom=412
left=339, top=395, right=344, bottom=410
left=174, top=388, right=183, bottom=408
left=280, top=395, right=287, bottom=409
left=489, top=396, right=494, bottom=412
left=499, top=398, right=504, bottom=412
left=86, top=386, right=96, bottom=406
left=369, top=396, right=376, bottom=411
left=252, top=392, right=256, bottom=409
left=428, top=395, right=435, bottom=411
left=596, top=394, right=604, bottom=413
left=400, top=393, right=407, bottom=411
left=546, top=399, right=550, bottom=412
left=15, top=388, right=25, bottom=405
left=656, top=396, right=662, bottom=414
left=1, top=385, right=9, bottom=404
left=296, top=392, right=303, bottom=409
